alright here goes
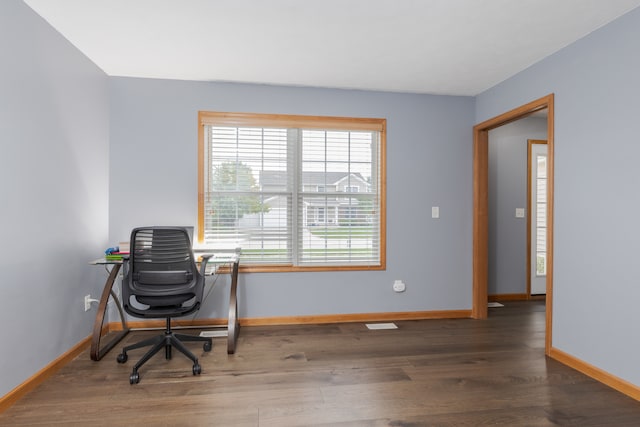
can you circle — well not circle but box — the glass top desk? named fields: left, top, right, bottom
left=89, top=249, right=240, bottom=361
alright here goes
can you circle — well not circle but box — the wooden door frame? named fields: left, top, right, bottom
left=473, top=94, right=554, bottom=355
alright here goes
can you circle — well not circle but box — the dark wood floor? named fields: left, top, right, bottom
left=2, top=301, right=639, bottom=426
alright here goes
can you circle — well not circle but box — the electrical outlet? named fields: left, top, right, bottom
left=393, top=280, right=406, bottom=292
left=84, top=295, right=92, bottom=311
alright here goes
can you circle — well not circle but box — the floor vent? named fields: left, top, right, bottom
left=365, top=323, right=398, bottom=330
left=199, top=330, right=228, bottom=338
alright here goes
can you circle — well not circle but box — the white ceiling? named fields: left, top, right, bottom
left=23, top=0, right=640, bottom=96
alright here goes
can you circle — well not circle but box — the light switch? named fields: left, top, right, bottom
left=432, top=206, right=440, bottom=219
left=515, top=208, right=525, bottom=218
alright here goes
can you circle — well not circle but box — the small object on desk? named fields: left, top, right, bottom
left=104, top=246, right=119, bottom=255
left=104, top=246, right=129, bottom=260
left=105, top=252, right=129, bottom=260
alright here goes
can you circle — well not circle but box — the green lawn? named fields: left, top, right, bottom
left=308, top=226, right=375, bottom=239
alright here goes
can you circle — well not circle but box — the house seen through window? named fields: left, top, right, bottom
left=198, top=112, right=386, bottom=271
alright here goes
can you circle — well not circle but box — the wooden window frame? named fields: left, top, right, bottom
left=198, top=111, right=387, bottom=273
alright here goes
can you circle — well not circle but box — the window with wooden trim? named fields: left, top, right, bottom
left=198, top=111, right=386, bottom=271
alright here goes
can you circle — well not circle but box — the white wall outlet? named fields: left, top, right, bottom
left=393, top=280, right=406, bottom=292
left=515, top=208, right=525, bottom=218
left=431, top=206, right=440, bottom=219
left=84, top=295, right=99, bottom=311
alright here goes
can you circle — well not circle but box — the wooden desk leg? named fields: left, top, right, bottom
left=227, top=260, right=240, bottom=354
left=90, top=264, right=130, bottom=361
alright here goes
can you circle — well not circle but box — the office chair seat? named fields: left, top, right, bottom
left=116, top=227, right=213, bottom=384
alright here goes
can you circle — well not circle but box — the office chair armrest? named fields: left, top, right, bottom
left=198, top=254, right=213, bottom=277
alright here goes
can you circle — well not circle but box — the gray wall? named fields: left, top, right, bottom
left=488, top=118, right=547, bottom=295
left=0, top=1, right=110, bottom=396
left=109, top=78, right=475, bottom=320
left=476, top=7, right=640, bottom=386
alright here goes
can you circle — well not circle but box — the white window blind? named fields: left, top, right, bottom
left=536, top=154, right=547, bottom=276
left=199, top=112, right=385, bottom=270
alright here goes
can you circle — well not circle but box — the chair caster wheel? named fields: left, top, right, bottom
left=203, top=341, right=212, bottom=352
left=193, top=363, right=201, bottom=375
left=130, top=371, right=140, bottom=384
left=117, top=353, right=128, bottom=363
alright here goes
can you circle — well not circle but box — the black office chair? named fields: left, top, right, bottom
left=116, top=226, right=213, bottom=384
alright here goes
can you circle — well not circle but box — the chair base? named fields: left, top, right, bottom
left=117, top=322, right=212, bottom=384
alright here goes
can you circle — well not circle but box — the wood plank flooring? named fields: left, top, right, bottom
left=2, top=301, right=639, bottom=426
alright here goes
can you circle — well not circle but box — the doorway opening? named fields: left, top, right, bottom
left=472, top=94, right=554, bottom=355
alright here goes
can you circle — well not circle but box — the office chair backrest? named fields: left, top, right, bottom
left=123, top=226, right=203, bottom=317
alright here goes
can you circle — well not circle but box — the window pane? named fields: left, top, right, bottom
left=205, top=126, right=291, bottom=263
left=536, top=178, right=547, bottom=203
left=536, top=204, right=546, bottom=227
left=300, top=195, right=379, bottom=264
left=535, top=152, right=547, bottom=277
left=536, top=228, right=546, bottom=252
left=537, top=155, right=547, bottom=178
left=298, top=130, right=378, bottom=265
left=236, top=194, right=292, bottom=264
left=536, top=253, right=546, bottom=276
